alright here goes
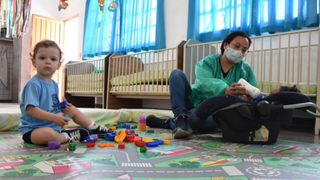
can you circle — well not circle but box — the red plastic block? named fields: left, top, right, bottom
left=86, top=142, right=95, bottom=147
left=125, top=135, right=135, bottom=142
left=118, top=142, right=125, bottom=149
left=134, top=136, right=142, bottom=141
left=135, top=140, right=146, bottom=147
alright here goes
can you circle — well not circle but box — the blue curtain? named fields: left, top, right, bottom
left=82, top=0, right=118, bottom=58
left=187, top=0, right=320, bottom=42
left=83, top=0, right=166, bottom=59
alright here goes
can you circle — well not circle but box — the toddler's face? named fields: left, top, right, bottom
left=33, top=47, right=61, bottom=81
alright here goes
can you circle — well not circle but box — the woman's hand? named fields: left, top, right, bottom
left=241, top=94, right=253, bottom=101
left=225, top=83, right=247, bottom=96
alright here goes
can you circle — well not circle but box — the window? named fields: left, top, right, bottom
left=188, top=0, right=320, bottom=42
left=199, top=0, right=243, bottom=33
left=83, top=0, right=165, bottom=59
left=122, top=0, right=157, bottom=47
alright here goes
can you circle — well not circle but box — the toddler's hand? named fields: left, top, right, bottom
left=61, top=98, right=73, bottom=114
left=63, top=102, right=73, bottom=114
left=53, top=113, right=70, bottom=127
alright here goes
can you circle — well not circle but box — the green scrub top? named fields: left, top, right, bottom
left=189, top=54, right=258, bottom=107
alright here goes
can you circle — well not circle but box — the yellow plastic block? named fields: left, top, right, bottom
left=115, top=131, right=127, bottom=143
left=109, top=126, right=116, bottom=130
left=162, top=139, right=171, bottom=145
left=142, top=138, right=154, bottom=142
left=109, top=123, right=118, bottom=126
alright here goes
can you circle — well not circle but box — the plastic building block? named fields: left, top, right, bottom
left=98, top=143, right=105, bottom=148
left=63, top=144, right=69, bottom=151
left=129, top=130, right=135, bottom=134
left=124, top=125, right=131, bottom=129
left=117, top=124, right=124, bottom=128
left=163, top=139, right=171, bottom=145
left=118, top=142, right=125, bottom=149
left=134, top=136, right=142, bottom=141
left=146, top=142, right=158, bottom=147
left=131, top=124, right=137, bottom=129
left=125, top=135, right=135, bottom=142
left=99, top=143, right=115, bottom=147
left=106, top=143, right=115, bottom=147
left=140, top=146, right=147, bottom=153
left=91, top=134, right=99, bottom=141
left=154, top=140, right=164, bottom=145
left=115, top=130, right=127, bottom=143
left=86, top=142, right=95, bottom=147
left=105, top=133, right=115, bottom=141
left=119, top=129, right=129, bottom=134
left=48, top=141, right=60, bottom=149
left=86, top=135, right=98, bottom=142
left=138, top=117, right=147, bottom=131
left=60, top=100, right=67, bottom=109
left=68, top=143, right=76, bottom=151
left=135, top=140, right=146, bottom=147
left=86, top=139, right=95, bottom=143
left=109, top=126, right=116, bottom=130
left=143, top=138, right=154, bottom=142
left=110, top=123, right=117, bottom=126
left=147, top=129, right=154, bottom=133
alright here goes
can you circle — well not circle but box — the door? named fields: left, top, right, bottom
left=31, top=14, right=64, bottom=98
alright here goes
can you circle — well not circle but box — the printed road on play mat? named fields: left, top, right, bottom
left=1, top=127, right=320, bottom=180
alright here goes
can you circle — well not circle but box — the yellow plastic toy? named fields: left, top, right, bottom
left=162, top=139, right=171, bottom=145
left=114, top=130, right=127, bottom=143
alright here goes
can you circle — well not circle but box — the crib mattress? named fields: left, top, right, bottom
left=120, top=108, right=174, bottom=123
left=0, top=108, right=130, bottom=131
left=110, top=84, right=170, bottom=95
left=111, top=69, right=172, bottom=86
left=0, top=107, right=173, bottom=131
left=67, top=73, right=104, bottom=93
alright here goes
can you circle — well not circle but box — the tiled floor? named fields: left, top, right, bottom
left=279, top=120, right=319, bottom=144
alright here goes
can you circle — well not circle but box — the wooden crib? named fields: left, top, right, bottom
left=105, top=41, right=186, bottom=109
left=183, top=28, right=320, bottom=135
left=64, top=54, right=111, bottom=108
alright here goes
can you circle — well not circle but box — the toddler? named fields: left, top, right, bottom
left=18, top=40, right=108, bottom=145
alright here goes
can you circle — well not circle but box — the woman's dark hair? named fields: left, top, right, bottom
left=220, top=31, right=252, bottom=55
left=280, top=85, right=301, bottom=93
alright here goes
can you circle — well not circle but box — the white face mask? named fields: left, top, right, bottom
left=225, top=47, right=244, bottom=63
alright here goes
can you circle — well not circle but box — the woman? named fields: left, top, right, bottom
left=147, top=31, right=257, bottom=139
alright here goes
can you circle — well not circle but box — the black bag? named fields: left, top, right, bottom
left=195, top=92, right=314, bottom=144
